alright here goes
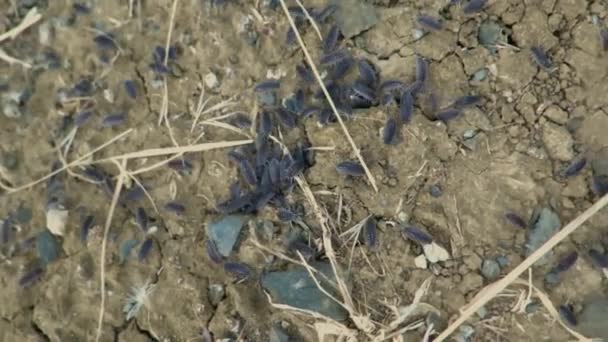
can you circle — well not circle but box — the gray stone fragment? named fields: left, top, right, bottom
left=206, top=215, right=249, bottom=257
left=329, top=0, right=378, bottom=38
left=480, top=259, right=500, bottom=280
left=525, top=208, right=561, bottom=265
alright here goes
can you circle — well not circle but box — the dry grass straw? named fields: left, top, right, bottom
left=278, top=0, right=378, bottom=193
left=94, top=158, right=127, bottom=342
left=0, top=7, right=42, bottom=43
left=293, top=0, right=323, bottom=41
left=435, top=192, right=608, bottom=341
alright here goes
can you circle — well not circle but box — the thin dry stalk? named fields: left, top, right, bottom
left=94, top=158, right=127, bottom=342
left=278, top=0, right=378, bottom=192
left=2, top=129, right=132, bottom=194
left=164, top=0, right=179, bottom=66
left=293, top=0, right=323, bottom=41
left=0, top=7, right=42, bottom=42
left=0, top=48, right=31, bottom=68
left=435, top=193, right=608, bottom=341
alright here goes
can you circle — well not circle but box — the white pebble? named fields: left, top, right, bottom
left=204, top=72, right=220, bottom=89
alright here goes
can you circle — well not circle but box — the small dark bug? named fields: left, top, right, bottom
left=296, top=63, right=315, bottom=84
left=559, top=155, right=586, bottom=178
left=80, top=215, right=95, bottom=244
left=357, top=59, right=378, bottom=86
left=164, top=201, right=185, bottom=214
left=402, top=226, right=433, bottom=244
left=328, top=59, right=354, bottom=81
left=452, top=95, right=482, bottom=108
left=73, top=3, right=91, bottom=14
left=224, top=262, right=251, bottom=282
left=206, top=240, right=223, bottom=263
left=83, top=166, right=105, bottom=183
left=277, top=207, right=297, bottom=222
left=18, top=266, right=45, bottom=288
left=123, top=80, right=137, bottom=99
left=102, top=113, right=126, bottom=128
left=323, top=25, right=341, bottom=54
left=317, top=108, right=333, bottom=125
left=589, top=249, right=608, bottom=268
left=336, top=161, right=365, bottom=176
left=138, top=238, right=154, bottom=261
left=168, top=158, right=194, bottom=172
left=254, top=80, right=280, bottom=92
left=320, top=50, right=350, bottom=66
left=232, top=156, right=257, bottom=186
left=380, top=80, right=406, bottom=94
left=152, top=46, right=177, bottom=63
left=93, top=33, right=116, bottom=50
left=406, top=81, right=423, bottom=96
left=285, top=27, right=297, bottom=45
left=417, top=14, right=443, bottom=31
left=73, top=79, right=93, bottom=96
left=287, top=6, right=305, bottom=18
left=553, top=251, right=578, bottom=273
left=276, top=107, right=296, bottom=129
left=531, top=46, right=552, bottom=69
left=382, top=118, right=398, bottom=145
left=429, top=184, right=443, bottom=197
left=74, top=111, right=93, bottom=127
left=463, top=0, right=488, bottom=14
left=592, top=175, right=608, bottom=196
left=558, top=305, right=577, bottom=326
left=290, top=240, right=315, bottom=260
left=135, top=207, right=148, bottom=232
left=123, top=184, right=145, bottom=202
left=268, top=159, right=281, bottom=185
left=229, top=113, right=252, bottom=129
left=150, top=62, right=170, bottom=75
left=415, top=56, right=428, bottom=84
left=600, top=28, right=608, bottom=51
left=252, top=191, right=275, bottom=211
left=362, top=216, right=378, bottom=250
left=505, top=212, right=527, bottom=229
left=435, top=108, right=461, bottom=121
left=351, top=82, right=376, bottom=103
left=400, top=90, right=414, bottom=123
left=258, top=111, right=273, bottom=137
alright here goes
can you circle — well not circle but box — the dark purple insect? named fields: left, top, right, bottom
left=559, top=155, right=586, bottom=178
left=123, top=80, right=137, bottom=99
left=276, top=107, right=296, bottom=129
left=206, top=240, right=223, bottom=264
left=164, top=201, right=186, bottom=214
left=153, top=46, right=177, bottom=63
left=101, top=177, right=115, bottom=197
left=229, top=113, right=252, bottom=129
left=287, top=6, right=306, bottom=18
left=101, top=113, right=126, bottom=128
left=73, top=79, right=93, bottom=96
left=435, top=108, right=461, bottom=121
left=168, top=158, right=194, bottom=172
left=531, top=46, right=552, bottom=69
left=452, top=95, right=482, bottom=109
left=417, top=14, right=443, bottom=31
left=252, top=191, right=275, bottom=211
left=74, top=111, right=93, bottom=127
left=553, top=251, right=578, bottom=273
left=301, top=106, right=320, bottom=119
left=600, top=28, right=608, bottom=51
left=589, top=249, right=608, bottom=268
left=415, top=56, right=428, bottom=84
left=400, top=91, right=414, bottom=123
left=277, top=207, right=297, bottom=221
left=357, top=59, right=378, bottom=86
left=323, top=25, right=340, bottom=53
left=1, top=217, right=12, bottom=245
left=380, top=80, right=406, bottom=95
left=18, top=266, right=45, bottom=288
left=83, top=166, right=105, bottom=183
left=229, top=153, right=257, bottom=186
left=382, top=118, right=398, bottom=145
left=258, top=111, right=273, bottom=137
left=463, top=0, right=488, bottom=14
left=320, top=49, right=350, bottom=66
left=268, top=159, right=281, bottom=185
left=80, top=214, right=95, bottom=244
left=224, top=262, right=251, bottom=282
left=93, top=33, right=116, bottom=50
left=296, top=63, right=315, bottom=84
left=351, top=81, right=376, bottom=103
left=122, top=184, right=145, bottom=202
left=558, top=305, right=577, bottom=326
left=286, top=27, right=296, bottom=45
left=135, top=207, right=148, bottom=232
left=138, top=238, right=154, bottom=261
left=289, top=240, right=315, bottom=261
left=317, top=108, right=333, bottom=125
left=254, top=80, right=280, bottom=92
left=505, top=212, right=527, bottom=229
left=363, top=217, right=378, bottom=250
left=336, top=161, right=365, bottom=177
left=592, top=175, right=608, bottom=196
left=73, top=3, right=91, bottom=14
left=402, top=226, right=433, bottom=244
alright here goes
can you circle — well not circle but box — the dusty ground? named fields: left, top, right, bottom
left=1, top=0, right=608, bottom=341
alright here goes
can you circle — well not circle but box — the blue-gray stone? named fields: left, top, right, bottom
left=478, top=20, right=506, bottom=54
left=480, top=259, right=500, bottom=280
left=119, top=239, right=139, bottom=264
left=257, top=91, right=277, bottom=107
left=429, top=184, right=443, bottom=198
left=37, top=229, right=61, bottom=266
left=544, top=271, right=560, bottom=285
left=207, top=215, right=249, bottom=257
left=525, top=302, right=541, bottom=314
left=525, top=208, right=561, bottom=265
left=472, top=69, right=488, bottom=81
left=329, top=0, right=378, bottom=38
left=261, top=262, right=348, bottom=321
left=578, top=298, right=608, bottom=340
left=496, top=255, right=509, bottom=268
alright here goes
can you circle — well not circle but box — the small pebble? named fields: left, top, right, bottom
left=204, top=72, right=220, bottom=89
left=480, top=258, right=500, bottom=280
left=429, top=184, right=443, bottom=197
left=208, top=283, right=225, bottom=306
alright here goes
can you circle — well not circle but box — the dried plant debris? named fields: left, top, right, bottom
left=123, top=280, right=155, bottom=320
